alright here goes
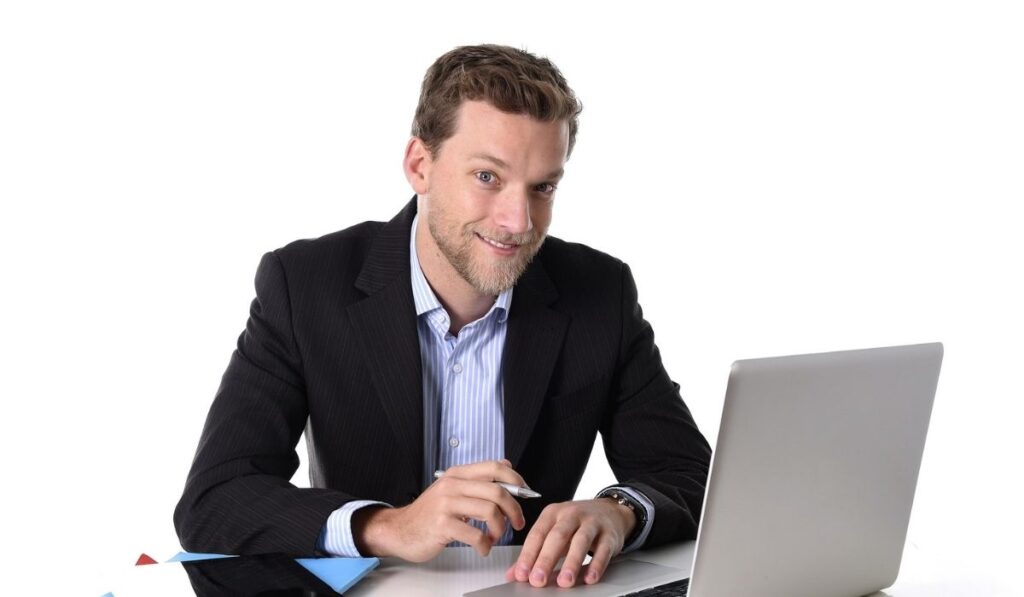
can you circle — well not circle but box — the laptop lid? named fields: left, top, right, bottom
left=688, top=343, right=943, bottom=597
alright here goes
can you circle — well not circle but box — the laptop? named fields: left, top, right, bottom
left=629, top=342, right=944, bottom=597
left=470, top=342, right=943, bottom=596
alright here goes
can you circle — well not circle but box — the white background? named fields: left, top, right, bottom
left=1, top=2, right=1021, bottom=595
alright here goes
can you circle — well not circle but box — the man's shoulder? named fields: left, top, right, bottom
left=251, top=219, right=393, bottom=296
left=268, top=199, right=416, bottom=274
left=254, top=218, right=399, bottom=302
left=539, top=235, right=625, bottom=276
left=536, top=236, right=627, bottom=294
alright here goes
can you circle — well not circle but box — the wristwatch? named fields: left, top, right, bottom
left=597, top=488, right=647, bottom=548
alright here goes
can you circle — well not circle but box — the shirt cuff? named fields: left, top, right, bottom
left=597, top=485, right=655, bottom=553
left=318, top=500, right=392, bottom=557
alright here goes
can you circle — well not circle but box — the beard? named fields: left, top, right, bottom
left=426, top=195, right=546, bottom=296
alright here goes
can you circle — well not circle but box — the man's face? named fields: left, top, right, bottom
left=419, top=100, right=569, bottom=296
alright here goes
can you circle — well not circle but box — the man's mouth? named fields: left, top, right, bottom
left=476, top=232, right=518, bottom=250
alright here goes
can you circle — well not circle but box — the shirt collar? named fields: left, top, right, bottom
left=409, top=213, right=512, bottom=324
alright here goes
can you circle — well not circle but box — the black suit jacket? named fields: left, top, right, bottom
left=174, top=198, right=711, bottom=555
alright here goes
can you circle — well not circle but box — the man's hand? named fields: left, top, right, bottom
left=352, top=460, right=527, bottom=562
left=504, top=498, right=636, bottom=588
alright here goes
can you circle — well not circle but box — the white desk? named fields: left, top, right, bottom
left=349, top=542, right=691, bottom=596
left=347, top=541, right=1017, bottom=596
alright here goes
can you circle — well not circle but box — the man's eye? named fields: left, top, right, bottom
left=536, top=183, right=557, bottom=193
left=476, top=171, right=495, bottom=184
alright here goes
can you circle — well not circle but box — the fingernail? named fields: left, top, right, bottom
left=530, top=568, right=546, bottom=584
left=558, top=570, right=574, bottom=585
left=586, top=570, right=599, bottom=584
left=516, top=565, right=530, bottom=579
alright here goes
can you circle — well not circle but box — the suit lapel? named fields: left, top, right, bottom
left=348, top=198, right=423, bottom=492
left=503, top=256, right=569, bottom=467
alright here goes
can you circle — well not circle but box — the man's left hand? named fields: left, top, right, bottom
left=504, top=498, right=636, bottom=588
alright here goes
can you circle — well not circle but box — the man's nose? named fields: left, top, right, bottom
left=493, top=188, right=533, bottom=236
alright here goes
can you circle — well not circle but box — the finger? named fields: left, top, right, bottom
left=582, top=536, right=616, bottom=585
left=450, top=496, right=510, bottom=544
left=436, top=477, right=525, bottom=531
left=557, top=525, right=597, bottom=588
left=444, top=460, right=529, bottom=488
left=529, top=519, right=580, bottom=588
left=513, top=506, right=555, bottom=582
left=444, top=517, right=494, bottom=557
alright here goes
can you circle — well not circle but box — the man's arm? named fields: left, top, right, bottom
left=600, top=262, right=711, bottom=546
left=173, top=251, right=357, bottom=556
left=508, top=262, right=711, bottom=588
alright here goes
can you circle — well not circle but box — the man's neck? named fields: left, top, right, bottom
left=414, top=218, right=494, bottom=336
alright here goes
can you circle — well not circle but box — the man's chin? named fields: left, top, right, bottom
left=466, top=262, right=533, bottom=296
left=466, top=275, right=515, bottom=297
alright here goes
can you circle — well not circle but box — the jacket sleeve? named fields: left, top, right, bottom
left=601, top=263, right=712, bottom=548
left=173, top=251, right=354, bottom=556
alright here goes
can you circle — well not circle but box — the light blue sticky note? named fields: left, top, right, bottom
left=166, top=551, right=237, bottom=563
left=295, top=557, right=380, bottom=593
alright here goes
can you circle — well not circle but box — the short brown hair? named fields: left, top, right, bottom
left=412, top=44, right=583, bottom=158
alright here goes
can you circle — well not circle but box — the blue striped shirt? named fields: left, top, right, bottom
left=319, top=215, right=653, bottom=556
left=410, top=213, right=515, bottom=546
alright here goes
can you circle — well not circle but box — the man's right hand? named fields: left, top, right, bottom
left=351, top=459, right=528, bottom=561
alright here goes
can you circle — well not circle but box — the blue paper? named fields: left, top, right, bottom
left=295, top=557, right=380, bottom=593
left=165, top=551, right=237, bottom=563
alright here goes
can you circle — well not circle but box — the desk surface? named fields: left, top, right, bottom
left=107, top=541, right=1015, bottom=596
left=348, top=541, right=1015, bottom=597
left=348, top=542, right=693, bottom=596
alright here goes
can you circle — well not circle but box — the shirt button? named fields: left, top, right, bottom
left=448, top=436, right=460, bottom=448
left=452, top=362, right=463, bottom=374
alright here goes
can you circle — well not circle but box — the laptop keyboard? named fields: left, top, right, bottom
left=621, top=577, right=690, bottom=596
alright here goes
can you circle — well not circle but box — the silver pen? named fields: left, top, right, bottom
left=433, top=470, right=542, bottom=499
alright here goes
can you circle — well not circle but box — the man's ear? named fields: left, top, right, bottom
left=403, top=137, right=432, bottom=195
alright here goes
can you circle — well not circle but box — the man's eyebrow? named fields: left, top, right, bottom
left=469, top=153, right=564, bottom=181
left=469, top=153, right=511, bottom=169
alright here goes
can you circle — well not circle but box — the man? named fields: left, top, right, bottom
left=174, top=44, right=711, bottom=589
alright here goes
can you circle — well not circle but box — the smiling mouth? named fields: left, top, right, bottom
left=476, top=233, right=519, bottom=250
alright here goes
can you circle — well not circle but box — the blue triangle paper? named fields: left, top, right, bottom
left=295, top=557, right=380, bottom=593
